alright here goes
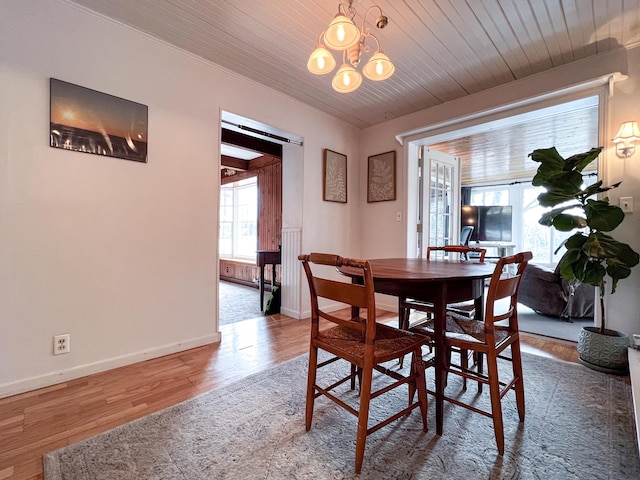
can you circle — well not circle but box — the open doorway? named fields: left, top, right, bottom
left=405, top=94, right=601, bottom=341
left=218, top=112, right=303, bottom=325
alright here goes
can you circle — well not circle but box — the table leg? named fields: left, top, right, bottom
left=433, top=283, right=447, bottom=436
left=259, top=265, right=265, bottom=312
left=271, top=264, right=276, bottom=291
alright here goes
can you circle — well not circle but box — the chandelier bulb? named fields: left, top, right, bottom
left=362, top=51, right=395, bottom=81
left=307, top=45, right=336, bottom=75
left=332, top=63, right=362, bottom=93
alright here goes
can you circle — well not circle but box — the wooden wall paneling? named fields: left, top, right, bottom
left=258, top=162, right=282, bottom=251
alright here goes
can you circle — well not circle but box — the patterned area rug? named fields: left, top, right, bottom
left=44, top=353, right=639, bottom=479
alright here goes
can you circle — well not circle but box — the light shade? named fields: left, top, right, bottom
left=323, top=14, right=360, bottom=51
left=332, top=64, right=362, bottom=93
left=612, top=121, right=640, bottom=143
left=307, top=45, right=336, bottom=75
left=362, top=51, right=395, bottom=81
left=612, top=120, right=640, bottom=158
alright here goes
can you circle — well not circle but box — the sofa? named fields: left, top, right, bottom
left=518, top=263, right=595, bottom=319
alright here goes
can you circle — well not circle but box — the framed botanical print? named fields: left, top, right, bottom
left=367, top=150, right=396, bottom=202
left=323, top=149, right=347, bottom=203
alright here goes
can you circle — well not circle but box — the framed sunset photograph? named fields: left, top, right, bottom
left=49, top=78, right=148, bottom=163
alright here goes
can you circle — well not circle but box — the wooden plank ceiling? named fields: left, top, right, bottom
left=69, top=0, right=640, bottom=130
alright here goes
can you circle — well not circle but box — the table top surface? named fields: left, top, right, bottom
left=256, top=250, right=281, bottom=266
left=340, top=257, right=495, bottom=282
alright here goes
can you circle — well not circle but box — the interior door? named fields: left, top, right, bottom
left=417, top=147, right=460, bottom=257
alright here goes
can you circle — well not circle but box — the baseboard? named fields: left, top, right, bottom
left=628, top=348, right=640, bottom=455
left=280, top=307, right=303, bottom=319
left=0, top=332, right=221, bottom=399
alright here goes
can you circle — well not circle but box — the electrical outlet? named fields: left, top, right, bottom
left=53, top=334, right=70, bottom=355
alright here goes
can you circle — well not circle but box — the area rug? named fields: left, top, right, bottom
left=219, top=280, right=264, bottom=325
left=44, top=353, right=639, bottom=479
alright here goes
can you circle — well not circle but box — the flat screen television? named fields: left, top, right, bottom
left=461, top=205, right=513, bottom=242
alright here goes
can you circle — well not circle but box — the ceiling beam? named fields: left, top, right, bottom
left=221, top=129, right=282, bottom=158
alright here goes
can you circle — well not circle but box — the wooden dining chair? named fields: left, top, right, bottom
left=399, top=245, right=487, bottom=331
left=299, top=253, right=430, bottom=474
left=411, top=251, right=533, bottom=455
left=397, top=245, right=487, bottom=379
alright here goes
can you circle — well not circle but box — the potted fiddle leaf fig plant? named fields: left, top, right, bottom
left=530, top=146, right=639, bottom=374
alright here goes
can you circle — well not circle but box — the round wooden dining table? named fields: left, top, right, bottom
left=340, top=257, right=496, bottom=436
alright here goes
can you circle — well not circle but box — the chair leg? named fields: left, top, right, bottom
left=486, top=350, right=505, bottom=455
left=412, top=349, right=429, bottom=431
left=306, top=346, right=319, bottom=431
left=476, top=352, right=484, bottom=393
left=350, top=363, right=356, bottom=390
left=460, top=348, right=468, bottom=390
left=398, top=303, right=409, bottom=330
left=398, top=304, right=410, bottom=368
left=354, top=364, right=374, bottom=474
left=510, top=340, right=526, bottom=422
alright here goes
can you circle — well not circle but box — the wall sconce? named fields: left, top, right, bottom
left=612, top=121, right=640, bottom=158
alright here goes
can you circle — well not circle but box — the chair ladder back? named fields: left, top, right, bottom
left=299, top=253, right=376, bottom=335
left=312, top=277, right=369, bottom=309
left=484, top=252, right=533, bottom=327
left=317, top=310, right=367, bottom=332
left=427, top=245, right=486, bottom=262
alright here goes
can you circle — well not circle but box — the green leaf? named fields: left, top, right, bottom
left=564, top=147, right=602, bottom=172
left=584, top=200, right=625, bottom=231
left=580, top=261, right=606, bottom=287
left=538, top=204, right=582, bottom=226
left=580, top=180, right=604, bottom=197
left=552, top=214, right=587, bottom=231
left=529, top=147, right=565, bottom=169
left=564, top=233, right=588, bottom=250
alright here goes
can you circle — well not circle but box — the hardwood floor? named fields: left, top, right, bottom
left=0, top=311, right=579, bottom=480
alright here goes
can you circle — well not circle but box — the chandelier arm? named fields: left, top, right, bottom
left=343, top=0, right=356, bottom=20
left=360, top=5, right=384, bottom=32
left=362, top=33, right=381, bottom=54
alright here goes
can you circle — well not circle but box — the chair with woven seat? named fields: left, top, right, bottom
left=398, top=245, right=487, bottom=331
left=411, top=251, right=533, bottom=455
left=299, top=253, right=430, bottom=474
left=397, top=245, right=487, bottom=380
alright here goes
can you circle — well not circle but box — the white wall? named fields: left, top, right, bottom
left=0, top=0, right=361, bottom=397
left=360, top=46, right=640, bottom=335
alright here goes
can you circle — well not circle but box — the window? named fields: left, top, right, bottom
left=469, top=177, right=596, bottom=265
left=219, top=177, right=258, bottom=261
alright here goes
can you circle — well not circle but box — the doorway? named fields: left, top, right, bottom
left=218, top=112, right=303, bottom=325
left=404, top=94, right=602, bottom=341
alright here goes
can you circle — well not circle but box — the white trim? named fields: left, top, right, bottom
left=0, top=333, right=221, bottom=399
left=396, top=73, right=627, bottom=146
left=628, top=348, right=640, bottom=455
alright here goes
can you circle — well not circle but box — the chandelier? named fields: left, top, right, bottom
left=307, top=1, right=395, bottom=93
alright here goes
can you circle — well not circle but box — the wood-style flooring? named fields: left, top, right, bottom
left=0, top=310, right=580, bottom=480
